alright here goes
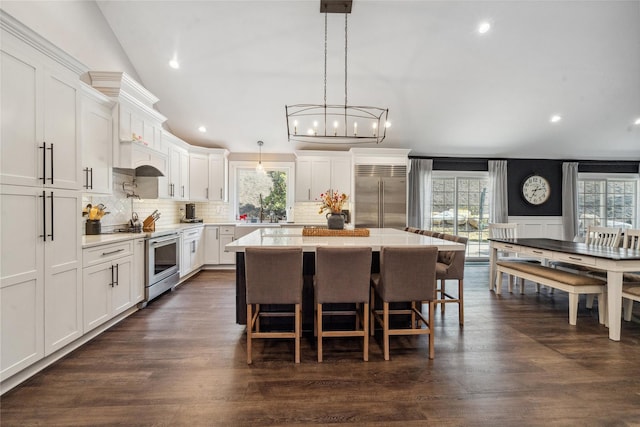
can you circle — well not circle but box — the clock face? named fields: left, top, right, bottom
left=522, top=175, right=551, bottom=205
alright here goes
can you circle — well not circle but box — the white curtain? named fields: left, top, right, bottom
left=488, top=160, right=508, bottom=223
left=407, top=158, right=433, bottom=229
left=562, top=162, right=579, bottom=240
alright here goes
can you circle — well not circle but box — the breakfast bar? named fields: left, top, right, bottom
left=225, top=227, right=466, bottom=326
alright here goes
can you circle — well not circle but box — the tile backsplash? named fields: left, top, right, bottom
left=82, top=172, right=333, bottom=233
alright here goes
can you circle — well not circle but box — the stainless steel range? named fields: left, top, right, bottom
left=144, top=230, right=180, bottom=305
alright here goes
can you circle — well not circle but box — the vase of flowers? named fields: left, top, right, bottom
left=318, top=190, right=348, bottom=230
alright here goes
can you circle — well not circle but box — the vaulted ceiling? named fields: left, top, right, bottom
left=96, top=0, right=640, bottom=160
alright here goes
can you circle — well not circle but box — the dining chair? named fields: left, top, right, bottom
left=621, top=229, right=640, bottom=321
left=563, top=225, right=622, bottom=308
left=370, top=246, right=438, bottom=360
left=314, top=246, right=372, bottom=362
left=488, top=223, right=538, bottom=293
left=435, top=234, right=468, bottom=325
left=245, top=247, right=303, bottom=364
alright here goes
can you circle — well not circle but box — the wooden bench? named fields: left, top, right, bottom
left=495, top=261, right=607, bottom=326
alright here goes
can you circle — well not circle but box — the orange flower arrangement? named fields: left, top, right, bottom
left=318, top=190, right=348, bottom=214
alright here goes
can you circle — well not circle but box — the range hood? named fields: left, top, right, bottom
left=115, top=140, right=168, bottom=177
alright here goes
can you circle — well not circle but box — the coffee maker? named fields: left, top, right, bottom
left=182, top=203, right=203, bottom=223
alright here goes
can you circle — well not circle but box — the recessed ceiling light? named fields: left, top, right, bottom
left=634, top=117, right=640, bottom=125
left=478, top=22, right=491, bottom=34
left=198, top=126, right=207, bottom=133
left=550, top=115, right=562, bottom=123
left=169, top=59, right=180, bottom=69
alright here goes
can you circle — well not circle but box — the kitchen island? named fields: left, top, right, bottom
left=226, top=227, right=465, bottom=326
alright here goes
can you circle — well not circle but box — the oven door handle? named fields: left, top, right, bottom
left=149, top=235, right=178, bottom=246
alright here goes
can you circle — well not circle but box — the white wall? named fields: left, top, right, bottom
left=1, top=1, right=140, bottom=83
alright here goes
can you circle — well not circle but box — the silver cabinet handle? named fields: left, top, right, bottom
left=216, top=228, right=219, bottom=240
left=83, top=167, right=90, bottom=189
left=308, top=189, right=310, bottom=200
left=181, top=185, right=185, bottom=198
left=110, top=264, right=114, bottom=288
left=206, top=188, right=209, bottom=199
left=102, top=248, right=125, bottom=256
left=114, top=263, right=119, bottom=286
left=220, top=188, right=222, bottom=199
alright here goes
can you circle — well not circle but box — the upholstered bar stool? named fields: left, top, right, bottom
left=245, top=247, right=303, bottom=364
left=370, top=246, right=438, bottom=360
left=435, top=235, right=468, bottom=325
left=315, top=246, right=372, bottom=362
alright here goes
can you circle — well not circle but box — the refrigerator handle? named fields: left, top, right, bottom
left=378, top=180, right=382, bottom=228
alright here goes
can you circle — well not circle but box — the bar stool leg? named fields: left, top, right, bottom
left=317, top=303, right=323, bottom=362
left=247, top=304, right=253, bottom=364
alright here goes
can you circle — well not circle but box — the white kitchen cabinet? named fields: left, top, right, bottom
left=295, top=157, right=331, bottom=201
left=189, top=152, right=209, bottom=201
left=204, top=226, right=220, bottom=264
left=82, top=241, right=134, bottom=333
left=330, top=155, right=352, bottom=196
left=204, top=225, right=235, bottom=265
left=181, top=226, right=204, bottom=277
left=158, top=134, right=190, bottom=200
left=132, top=238, right=146, bottom=304
left=219, top=226, right=236, bottom=264
left=80, top=83, right=114, bottom=194
left=208, top=152, right=228, bottom=201
left=1, top=185, right=82, bottom=379
left=1, top=29, right=83, bottom=190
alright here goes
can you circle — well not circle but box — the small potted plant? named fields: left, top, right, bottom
left=318, top=190, right=348, bottom=229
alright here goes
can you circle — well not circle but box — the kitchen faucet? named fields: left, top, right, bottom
left=259, top=193, right=264, bottom=223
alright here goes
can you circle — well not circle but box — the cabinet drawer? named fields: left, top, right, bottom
left=220, top=226, right=235, bottom=235
left=183, top=227, right=203, bottom=240
left=553, top=252, right=596, bottom=267
left=83, top=241, right=133, bottom=268
left=494, top=242, right=521, bottom=253
left=521, top=247, right=552, bottom=259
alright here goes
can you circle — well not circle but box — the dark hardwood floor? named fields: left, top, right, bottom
left=2, top=264, right=640, bottom=426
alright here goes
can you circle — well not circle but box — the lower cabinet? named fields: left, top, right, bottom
left=82, top=241, right=134, bottom=333
left=219, top=226, right=236, bottom=264
left=132, top=238, right=145, bottom=303
left=181, top=226, right=204, bottom=278
left=204, top=225, right=235, bottom=265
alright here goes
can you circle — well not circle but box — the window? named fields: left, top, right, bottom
left=578, top=174, right=638, bottom=235
left=431, top=173, right=490, bottom=258
left=230, top=162, right=294, bottom=222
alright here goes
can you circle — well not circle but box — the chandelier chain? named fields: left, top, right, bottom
left=323, top=12, right=327, bottom=107
left=344, top=10, right=348, bottom=107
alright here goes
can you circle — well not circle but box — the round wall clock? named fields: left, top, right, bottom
left=522, top=174, right=551, bottom=205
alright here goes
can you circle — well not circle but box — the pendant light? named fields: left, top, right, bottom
left=256, top=140, right=266, bottom=174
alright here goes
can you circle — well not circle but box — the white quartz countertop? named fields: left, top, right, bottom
left=225, top=227, right=465, bottom=252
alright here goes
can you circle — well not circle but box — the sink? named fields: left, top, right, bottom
left=236, top=223, right=281, bottom=227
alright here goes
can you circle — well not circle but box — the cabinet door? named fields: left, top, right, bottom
left=310, top=159, right=331, bottom=200
left=193, top=235, right=205, bottom=270
left=43, top=189, right=82, bottom=355
left=204, top=227, right=220, bottom=264
left=43, top=66, right=81, bottom=190
left=179, top=150, right=190, bottom=200
left=0, top=185, right=45, bottom=380
left=189, top=153, right=209, bottom=201
left=81, top=94, right=112, bottom=194
left=219, top=234, right=236, bottom=264
left=0, top=42, right=41, bottom=187
left=208, top=155, right=225, bottom=201
left=111, top=257, right=133, bottom=316
left=330, top=157, right=351, bottom=195
left=82, top=262, right=112, bottom=333
left=132, top=238, right=146, bottom=303
left=295, top=159, right=312, bottom=201
left=180, top=238, right=192, bottom=278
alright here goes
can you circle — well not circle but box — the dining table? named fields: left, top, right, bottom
left=489, top=237, right=640, bottom=341
left=226, top=227, right=466, bottom=326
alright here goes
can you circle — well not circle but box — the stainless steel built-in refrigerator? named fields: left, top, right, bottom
left=354, top=164, right=407, bottom=228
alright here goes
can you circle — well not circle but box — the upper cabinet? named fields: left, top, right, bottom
left=189, top=148, right=229, bottom=202
left=80, top=83, right=114, bottom=194
left=88, top=71, right=167, bottom=176
left=295, top=152, right=351, bottom=202
left=1, top=14, right=86, bottom=190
